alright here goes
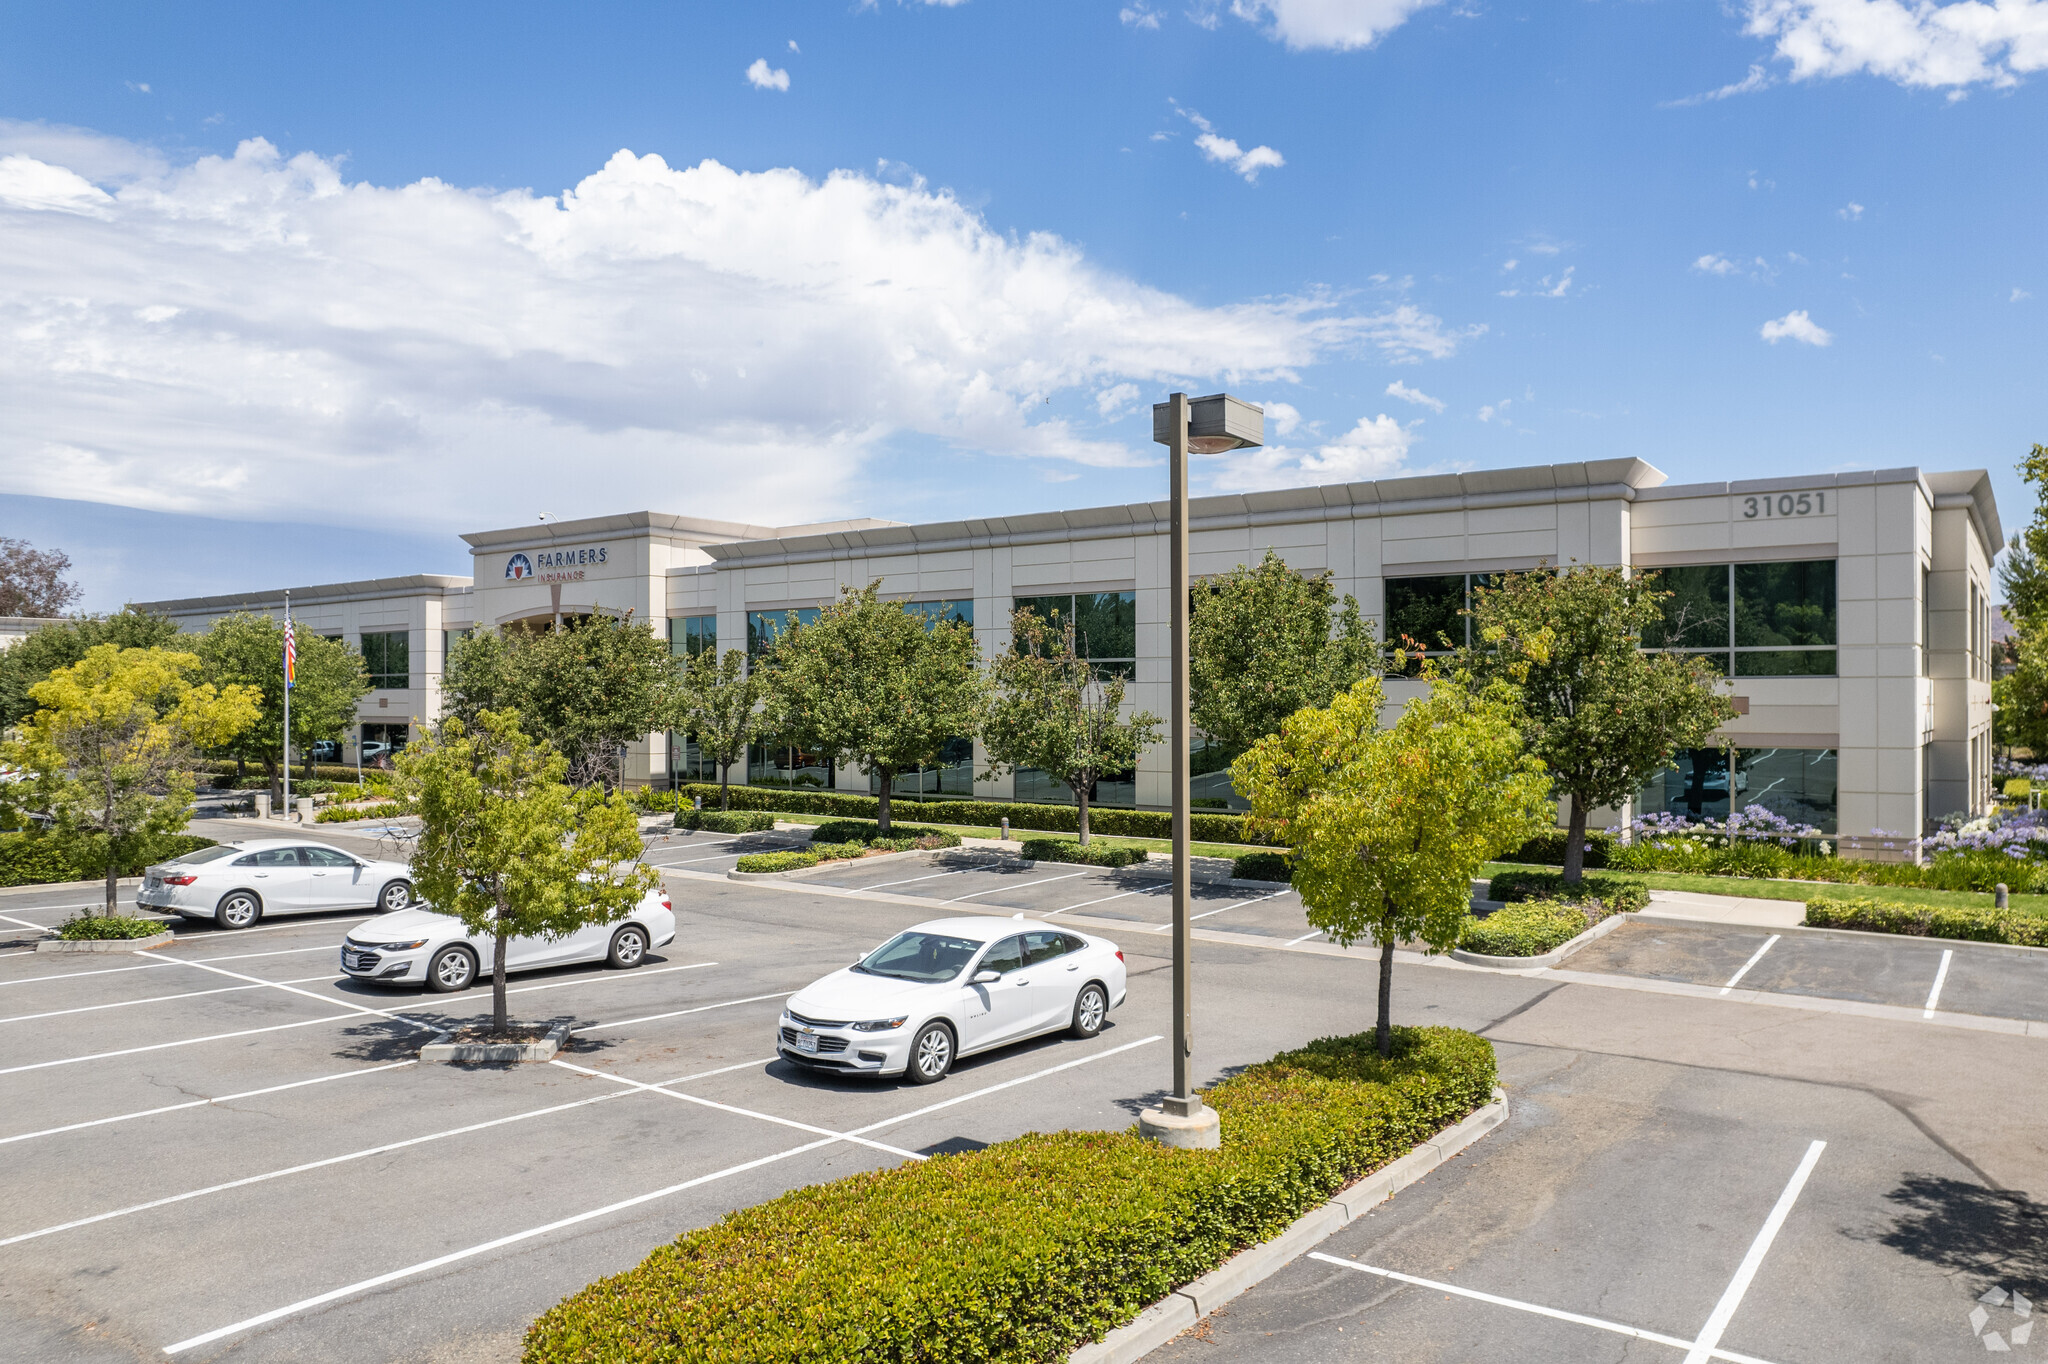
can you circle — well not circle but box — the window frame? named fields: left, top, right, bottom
left=1640, top=560, right=1837, bottom=678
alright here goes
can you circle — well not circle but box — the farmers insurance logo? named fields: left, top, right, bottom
left=505, top=553, right=533, bottom=581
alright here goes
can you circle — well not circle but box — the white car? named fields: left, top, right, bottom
left=779, top=917, right=1127, bottom=1084
left=340, top=888, right=677, bottom=991
left=139, top=839, right=417, bottom=930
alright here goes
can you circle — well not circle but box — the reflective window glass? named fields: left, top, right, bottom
left=978, top=937, right=1025, bottom=975
left=254, top=848, right=302, bottom=867
left=1385, top=575, right=1465, bottom=653
left=1735, top=561, right=1835, bottom=647
left=302, top=847, right=355, bottom=867
left=903, top=600, right=974, bottom=628
left=361, top=631, right=410, bottom=689
left=1022, top=931, right=1072, bottom=965
left=1644, top=566, right=1731, bottom=650
left=671, top=614, right=716, bottom=660
left=748, top=608, right=820, bottom=657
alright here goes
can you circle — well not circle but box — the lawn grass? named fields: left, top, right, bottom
left=1481, top=862, right=2048, bottom=917
left=763, top=812, right=1259, bottom=862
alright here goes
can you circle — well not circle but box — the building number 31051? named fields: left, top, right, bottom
left=1742, top=491, right=1824, bottom=519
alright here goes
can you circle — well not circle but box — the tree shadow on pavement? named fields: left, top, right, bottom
left=1865, top=1173, right=2048, bottom=1302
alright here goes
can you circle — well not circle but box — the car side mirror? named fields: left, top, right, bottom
left=972, top=969, right=1001, bottom=984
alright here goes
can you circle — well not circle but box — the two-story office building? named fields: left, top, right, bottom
left=135, top=457, right=2002, bottom=839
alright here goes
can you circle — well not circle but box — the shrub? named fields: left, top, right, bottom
left=1487, top=869, right=1649, bottom=914
left=675, top=809, right=776, bottom=834
left=1021, top=838, right=1149, bottom=868
left=58, top=915, right=172, bottom=941
left=659, top=784, right=1272, bottom=847
left=2004, top=778, right=2032, bottom=800
left=1232, top=851, right=1292, bottom=883
left=1495, top=829, right=1615, bottom=869
left=1805, top=896, right=2048, bottom=947
left=0, top=832, right=217, bottom=887
left=809, top=819, right=952, bottom=845
left=523, top=1027, right=1495, bottom=1364
left=316, top=802, right=410, bottom=824
left=810, top=842, right=868, bottom=861
left=733, top=851, right=821, bottom=874
left=1460, top=900, right=1591, bottom=957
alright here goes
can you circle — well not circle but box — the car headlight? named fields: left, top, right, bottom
left=369, top=940, right=428, bottom=951
left=851, top=1016, right=907, bottom=1033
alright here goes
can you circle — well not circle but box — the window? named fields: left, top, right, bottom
left=857, top=931, right=983, bottom=983
left=1012, top=765, right=1136, bottom=809
left=1921, top=565, right=1932, bottom=678
left=1022, top=931, right=1077, bottom=965
left=302, top=847, right=356, bottom=867
left=1385, top=574, right=1470, bottom=654
left=1642, top=561, right=1835, bottom=677
left=977, top=936, right=1025, bottom=976
left=872, top=735, right=975, bottom=798
left=361, top=631, right=410, bottom=689
left=748, top=607, right=820, bottom=658
left=360, top=722, right=411, bottom=764
left=903, top=599, right=973, bottom=628
left=747, top=740, right=836, bottom=789
left=671, top=614, right=717, bottom=660
left=1637, top=746, right=1838, bottom=833
left=1012, top=592, right=1135, bottom=679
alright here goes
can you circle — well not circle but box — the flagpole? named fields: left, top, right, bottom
left=282, top=590, right=292, bottom=822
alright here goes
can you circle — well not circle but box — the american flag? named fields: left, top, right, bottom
left=283, top=619, right=296, bottom=690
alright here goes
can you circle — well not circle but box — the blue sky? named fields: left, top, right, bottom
left=0, top=0, right=2042, bottom=609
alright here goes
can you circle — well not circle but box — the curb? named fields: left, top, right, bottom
left=0, top=877, right=144, bottom=898
left=1449, top=909, right=1634, bottom=970
left=420, top=1022, right=569, bottom=1063
left=35, top=929, right=177, bottom=953
left=1068, top=1086, right=1510, bottom=1364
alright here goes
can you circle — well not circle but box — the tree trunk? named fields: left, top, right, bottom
left=1076, top=778, right=1091, bottom=848
left=262, top=756, right=281, bottom=813
left=1561, top=793, right=1590, bottom=886
left=104, top=853, right=120, bottom=917
left=717, top=761, right=731, bottom=811
left=1376, top=935, right=1396, bottom=1058
left=234, top=756, right=246, bottom=782
left=493, top=917, right=510, bottom=1036
left=877, top=774, right=893, bottom=836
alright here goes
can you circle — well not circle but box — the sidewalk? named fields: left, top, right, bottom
left=1638, top=888, right=1807, bottom=929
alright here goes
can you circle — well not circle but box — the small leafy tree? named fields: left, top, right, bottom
left=673, top=649, right=762, bottom=810
left=1233, top=675, right=1552, bottom=1056
left=1461, top=564, right=1738, bottom=885
left=0, top=536, right=82, bottom=618
left=396, top=710, right=657, bottom=1034
left=3, top=646, right=260, bottom=913
left=982, top=607, right=1161, bottom=846
left=764, top=583, right=984, bottom=835
left=197, top=612, right=369, bottom=792
left=0, top=608, right=183, bottom=730
left=1994, top=444, right=2048, bottom=754
left=441, top=629, right=513, bottom=730
left=1189, top=549, right=1378, bottom=753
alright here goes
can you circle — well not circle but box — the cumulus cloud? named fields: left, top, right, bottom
left=1228, top=0, right=1444, bottom=51
left=746, top=59, right=791, bottom=91
left=1385, top=379, right=1444, bottom=412
left=1120, top=3, right=1163, bottom=27
left=1839, top=201, right=1864, bottom=219
left=1662, top=63, right=1773, bottom=106
left=1745, top=0, right=2048, bottom=89
left=1095, top=382, right=1143, bottom=419
left=1761, top=309, right=1834, bottom=345
left=0, top=131, right=1477, bottom=531
left=1206, top=413, right=1413, bottom=493
left=2015, top=286, right=2032, bottom=301
left=1694, top=254, right=1741, bottom=275
left=1262, top=400, right=1302, bottom=435
left=1177, top=104, right=1285, bottom=182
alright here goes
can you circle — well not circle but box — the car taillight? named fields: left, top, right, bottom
left=163, top=874, right=198, bottom=886
left=660, top=892, right=672, bottom=910
left=1115, top=949, right=1123, bottom=962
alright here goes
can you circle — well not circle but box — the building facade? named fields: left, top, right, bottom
left=134, top=458, right=2002, bottom=838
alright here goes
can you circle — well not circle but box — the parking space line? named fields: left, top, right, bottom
left=0, top=980, right=292, bottom=1026
left=160, top=1033, right=1161, bottom=1354
left=0, top=959, right=181, bottom=989
left=946, top=870, right=1090, bottom=903
left=551, top=1058, right=928, bottom=1161
left=1680, top=1139, right=1826, bottom=1364
left=0, top=911, right=57, bottom=935
left=1923, top=949, right=1954, bottom=1018
left=0, top=1011, right=385, bottom=1077
left=1285, top=929, right=1323, bottom=946
left=150, top=953, right=435, bottom=1027
left=846, top=864, right=998, bottom=893
left=1049, top=883, right=1170, bottom=915
left=1719, top=936, right=1781, bottom=995
left=0, top=1061, right=418, bottom=1148
left=574, top=990, right=795, bottom=1033
left=175, top=945, right=340, bottom=963
left=1150, top=886, right=1293, bottom=932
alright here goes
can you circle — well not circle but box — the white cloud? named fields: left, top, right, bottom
left=1120, top=3, right=1163, bottom=27
left=746, top=59, right=791, bottom=91
left=1478, top=398, right=1511, bottom=423
left=1662, top=64, right=1773, bottom=106
left=2014, top=286, right=2032, bottom=301
left=1839, top=201, right=1864, bottom=219
left=1744, top=0, right=2048, bottom=89
left=1543, top=266, right=1575, bottom=297
left=1227, top=0, right=1445, bottom=51
left=1694, top=253, right=1741, bottom=275
left=1760, top=309, right=1834, bottom=345
left=788, top=39, right=801, bottom=52
left=1385, top=379, right=1444, bottom=412
left=0, top=133, right=1477, bottom=531
left=1502, top=258, right=1519, bottom=272
left=1206, top=413, right=1413, bottom=492
left=1177, top=105, right=1284, bottom=182
left=1095, top=382, right=1143, bottom=418
left=1263, top=400, right=1302, bottom=435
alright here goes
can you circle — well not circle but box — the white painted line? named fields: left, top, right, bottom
left=1150, top=885, right=1294, bottom=932
left=0, top=959, right=179, bottom=988
left=575, top=990, right=795, bottom=1033
left=486, top=960, right=716, bottom=1001
left=1680, top=1139, right=1826, bottom=1364
left=552, top=1058, right=927, bottom=1161
left=181, top=945, right=341, bottom=963
left=0, top=980, right=280, bottom=1025
left=149, top=952, right=431, bottom=1027
left=845, top=866, right=982, bottom=893
left=0, top=910, right=57, bottom=934
left=160, top=1033, right=1161, bottom=1354
left=1285, top=929, right=1324, bottom=946
left=1719, top=935, right=1781, bottom=995
left=945, top=870, right=1090, bottom=903
left=0, top=1062, right=417, bottom=1147
left=0, top=1011, right=370, bottom=1078
left=1923, top=949, right=1953, bottom=1019
left=1048, top=883, right=1170, bottom=916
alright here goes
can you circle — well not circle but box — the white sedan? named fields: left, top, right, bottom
left=340, top=888, right=677, bottom=991
left=139, top=839, right=417, bottom=930
left=778, top=916, right=1127, bottom=1084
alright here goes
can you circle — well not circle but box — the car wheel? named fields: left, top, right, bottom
left=215, top=892, right=261, bottom=930
left=905, top=1021, right=954, bottom=1085
left=378, top=880, right=413, bottom=912
left=606, top=924, right=649, bottom=969
left=1070, top=982, right=1109, bottom=1038
left=427, top=945, right=477, bottom=992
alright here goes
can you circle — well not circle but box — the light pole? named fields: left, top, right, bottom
left=1138, top=391, right=1263, bottom=1151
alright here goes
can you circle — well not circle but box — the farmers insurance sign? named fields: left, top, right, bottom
left=504, top=546, right=609, bottom=584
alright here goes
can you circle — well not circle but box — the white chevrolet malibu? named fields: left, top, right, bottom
left=138, top=839, right=416, bottom=929
left=340, top=887, right=677, bottom=991
left=779, top=917, right=1127, bottom=1084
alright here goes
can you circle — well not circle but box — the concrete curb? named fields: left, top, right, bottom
left=1449, top=908, right=1633, bottom=970
left=1068, top=1086, right=1510, bottom=1364
left=420, top=1022, right=569, bottom=1063
left=0, top=877, right=143, bottom=898
left=35, top=929, right=176, bottom=952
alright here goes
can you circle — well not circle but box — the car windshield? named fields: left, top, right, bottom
left=855, top=931, right=983, bottom=983
left=167, top=846, right=240, bottom=866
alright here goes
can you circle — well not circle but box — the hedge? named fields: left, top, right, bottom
left=199, top=761, right=371, bottom=784
left=316, top=802, right=411, bottom=824
left=1493, top=829, right=1616, bottom=870
left=644, top=784, right=1271, bottom=847
left=523, top=1026, right=1495, bottom=1364
left=59, top=915, right=172, bottom=941
left=1232, top=852, right=1291, bottom=883
left=734, top=851, right=820, bottom=874
left=809, top=820, right=956, bottom=846
left=0, top=833, right=217, bottom=888
left=1805, top=896, right=2048, bottom=947
left=676, top=810, right=776, bottom=834
left=1460, top=900, right=1592, bottom=957
left=1020, top=838, right=1149, bottom=869
left=1486, top=869, right=1649, bottom=914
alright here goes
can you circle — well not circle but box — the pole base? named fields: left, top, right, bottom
left=1138, top=1101, right=1221, bottom=1150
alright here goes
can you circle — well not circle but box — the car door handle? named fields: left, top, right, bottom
left=1014, top=978, right=1030, bottom=986
left=1065, top=963, right=1079, bottom=971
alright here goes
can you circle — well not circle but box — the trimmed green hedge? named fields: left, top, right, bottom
left=809, top=820, right=954, bottom=845
left=1487, top=869, right=1649, bottom=914
left=733, top=850, right=820, bottom=874
left=1805, top=896, right=2048, bottom=947
left=675, top=810, right=776, bottom=834
left=1021, top=838, right=1149, bottom=868
left=0, top=832, right=217, bottom=887
left=1494, top=829, right=1616, bottom=870
left=523, top=1026, right=1495, bottom=1364
left=1232, top=852, right=1292, bottom=883
left=316, top=802, right=410, bottom=824
left=58, top=915, right=172, bottom=941
left=1461, top=900, right=1591, bottom=957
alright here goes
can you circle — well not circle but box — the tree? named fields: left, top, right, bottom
left=1995, top=445, right=2048, bottom=754
left=195, top=613, right=369, bottom=793
left=2, top=646, right=259, bottom=913
left=982, top=606, right=1161, bottom=846
left=0, top=609, right=183, bottom=729
left=0, top=537, right=83, bottom=618
left=442, top=629, right=513, bottom=729
left=1189, top=549, right=1378, bottom=754
left=764, top=582, right=984, bottom=835
left=1460, top=564, right=1738, bottom=885
left=1233, top=675, right=1552, bottom=1056
left=673, top=648, right=762, bottom=809
left=395, top=710, right=657, bottom=1034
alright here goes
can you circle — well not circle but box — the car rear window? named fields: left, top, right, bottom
left=856, top=931, right=983, bottom=983
left=167, top=846, right=239, bottom=866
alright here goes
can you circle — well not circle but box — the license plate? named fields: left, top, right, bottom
left=145, top=878, right=160, bottom=889
left=796, top=1031, right=819, bottom=1054
left=343, top=952, right=364, bottom=970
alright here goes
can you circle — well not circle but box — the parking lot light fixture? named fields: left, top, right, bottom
left=1139, top=392, right=1263, bottom=1152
